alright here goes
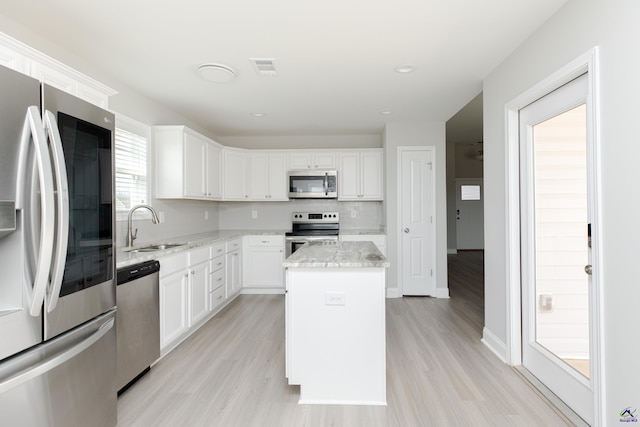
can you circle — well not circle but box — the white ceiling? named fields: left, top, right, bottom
left=1, top=0, right=567, bottom=137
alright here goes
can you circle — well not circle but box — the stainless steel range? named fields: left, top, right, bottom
left=285, top=212, right=339, bottom=257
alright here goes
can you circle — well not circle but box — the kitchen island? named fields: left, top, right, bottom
left=283, top=241, right=389, bottom=405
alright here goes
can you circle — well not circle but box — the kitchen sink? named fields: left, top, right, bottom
left=124, top=243, right=187, bottom=253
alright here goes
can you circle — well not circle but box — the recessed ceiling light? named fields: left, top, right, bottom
left=380, top=109, right=393, bottom=115
left=197, top=63, right=236, bottom=83
left=251, top=112, right=265, bottom=117
left=394, top=64, right=416, bottom=74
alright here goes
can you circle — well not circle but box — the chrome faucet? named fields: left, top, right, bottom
left=127, top=204, right=160, bottom=248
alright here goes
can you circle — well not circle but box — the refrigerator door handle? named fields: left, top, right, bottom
left=16, top=106, right=56, bottom=317
left=44, top=110, right=69, bottom=313
left=0, top=316, right=115, bottom=395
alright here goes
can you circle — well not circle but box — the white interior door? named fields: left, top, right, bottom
left=519, top=73, right=595, bottom=424
left=455, top=178, right=484, bottom=250
left=400, top=148, right=435, bottom=296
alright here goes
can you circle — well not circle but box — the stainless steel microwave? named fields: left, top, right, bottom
left=288, top=170, right=337, bottom=198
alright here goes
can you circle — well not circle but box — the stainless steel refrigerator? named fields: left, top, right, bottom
left=0, top=64, right=117, bottom=426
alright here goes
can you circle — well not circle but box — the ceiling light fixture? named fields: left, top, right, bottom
left=251, top=112, right=265, bottom=117
left=197, top=63, right=237, bottom=83
left=394, top=64, right=416, bottom=74
left=380, top=109, right=393, bottom=115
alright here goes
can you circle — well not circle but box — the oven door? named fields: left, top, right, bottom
left=285, top=235, right=338, bottom=258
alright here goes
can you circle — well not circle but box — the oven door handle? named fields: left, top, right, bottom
left=286, top=236, right=339, bottom=242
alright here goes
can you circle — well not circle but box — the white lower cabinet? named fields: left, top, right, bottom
left=226, top=238, right=243, bottom=298
left=188, top=247, right=211, bottom=326
left=209, top=241, right=226, bottom=312
left=158, top=252, right=189, bottom=352
left=243, top=235, right=284, bottom=292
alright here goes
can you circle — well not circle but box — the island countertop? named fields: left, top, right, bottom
left=283, top=241, right=389, bottom=269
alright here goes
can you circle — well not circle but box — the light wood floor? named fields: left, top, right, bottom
left=117, top=251, right=572, bottom=426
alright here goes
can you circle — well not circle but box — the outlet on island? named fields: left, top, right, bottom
left=325, top=292, right=346, bottom=306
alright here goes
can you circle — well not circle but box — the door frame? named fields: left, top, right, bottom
left=396, top=146, right=438, bottom=297
left=504, top=47, right=604, bottom=424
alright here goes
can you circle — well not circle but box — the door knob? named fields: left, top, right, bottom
left=584, top=265, right=592, bottom=275
left=404, top=228, right=410, bottom=233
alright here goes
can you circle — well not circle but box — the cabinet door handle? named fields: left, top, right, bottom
left=191, top=270, right=195, bottom=275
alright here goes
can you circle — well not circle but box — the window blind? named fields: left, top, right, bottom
left=115, top=127, right=148, bottom=212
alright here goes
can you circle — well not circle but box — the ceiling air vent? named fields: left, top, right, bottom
left=250, top=58, right=277, bottom=76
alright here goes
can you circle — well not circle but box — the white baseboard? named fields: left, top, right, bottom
left=447, top=248, right=458, bottom=254
left=436, top=287, right=450, bottom=299
left=481, top=327, right=507, bottom=363
left=386, top=288, right=401, bottom=298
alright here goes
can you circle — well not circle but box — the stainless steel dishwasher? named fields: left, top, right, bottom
left=116, top=260, right=161, bottom=394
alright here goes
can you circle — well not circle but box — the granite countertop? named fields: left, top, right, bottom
left=339, top=229, right=386, bottom=235
left=116, top=229, right=288, bottom=269
left=283, top=241, right=389, bottom=268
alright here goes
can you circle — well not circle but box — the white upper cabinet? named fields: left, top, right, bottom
left=223, top=148, right=250, bottom=200
left=207, top=143, right=223, bottom=199
left=338, top=149, right=384, bottom=201
left=249, top=152, right=288, bottom=201
left=155, top=126, right=223, bottom=200
left=288, top=151, right=336, bottom=169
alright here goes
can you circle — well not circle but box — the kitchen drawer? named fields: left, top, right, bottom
left=245, top=235, right=284, bottom=247
left=158, top=252, right=188, bottom=277
left=189, top=246, right=210, bottom=266
left=210, top=242, right=225, bottom=258
left=209, top=267, right=225, bottom=292
left=226, top=238, right=242, bottom=252
left=209, top=285, right=226, bottom=311
left=210, top=254, right=225, bottom=272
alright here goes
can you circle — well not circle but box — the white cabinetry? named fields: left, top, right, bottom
left=0, top=33, right=116, bottom=108
left=158, top=252, right=189, bottom=353
left=188, top=247, right=211, bottom=326
left=223, top=148, right=250, bottom=200
left=338, top=150, right=383, bottom=201
left=225, top=238, right=243, bottom=297
left=249, top=152, right=288, bottom=200
left=289, top=151, right=336, bottom=169
left=155, top=126, right=222, bottom=200
left=243, top=235, right=285, bottom=292
left=209, top=242, right=226, bottom=312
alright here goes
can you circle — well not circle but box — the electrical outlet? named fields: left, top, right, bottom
left=325, top=292, right=346, bottom=306
left=539, top=294, right=553, bottom=312
left=204, top=210, right=209, bottom=220
left=350, top=210, right=357, bottom=219
left=251, top=209, right=258, bottom=219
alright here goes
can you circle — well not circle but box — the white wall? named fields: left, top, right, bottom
left=483, top=0, right=640, bottom=423
left=383, top=122, right=448, bottom=296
